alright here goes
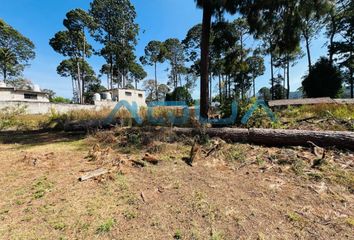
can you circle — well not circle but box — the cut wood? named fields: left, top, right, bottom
left=131, top=159, right=146, bottom=168
left=142, top=153, right=159, bottom=165
left=78, top=168, right=108, bottom=181
left=171, top=127, right=354, bottom=150
left=188, top=141, right=201, bottom=166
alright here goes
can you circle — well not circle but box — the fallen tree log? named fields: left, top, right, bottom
left=171, top=127, right=354, bottom=150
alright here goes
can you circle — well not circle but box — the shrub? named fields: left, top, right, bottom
left=50, top=96, right=71, bottom=104
left=0, top=104, right=27, bottom=130
left=302, top=57, right=343, bottom=98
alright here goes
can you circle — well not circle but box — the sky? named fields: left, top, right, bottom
left=1, top=0, right=329, bottom=99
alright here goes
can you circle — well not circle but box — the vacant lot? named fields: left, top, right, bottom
left=0, top=128, right=353, bottom=239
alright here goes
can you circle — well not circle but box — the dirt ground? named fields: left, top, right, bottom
left=0, top=128, right=353, bottom=240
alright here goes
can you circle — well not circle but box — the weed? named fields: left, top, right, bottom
left=96, top=218, right=115, bottom=234
left=0, top=104, right=27, bottom=130
left=291, top=159, right=306, bottom=175
left=346, top=218, right=354, bottom=227
left=50, top=221, right=66, bottom=231
left=128, top=133, right=141, bottom=145
left=287, top=211, right=302, bottom=222
left=210, top=230, right=224, bottom=240
left=123, top=209, right=137, bottom=220
left=174, top=229, right=182, bottom=239
left=115, top=173, right=129, bottom=191
left=32, top=177, right=53, bottom=199
left=226, top=146, right=246, bottom=163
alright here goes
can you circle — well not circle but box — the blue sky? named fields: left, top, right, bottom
left=1, top=0, right=328, bottom=99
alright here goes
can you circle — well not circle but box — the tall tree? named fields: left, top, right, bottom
left=90, top=0, right=139, bottom=91
left=143, top=79, right=169, bottom=102
left=298, top=0, right=331, bottom=72
left=164, top=38, right=186, bottom=89
left=195, top=0, right=238, bottom=118
left=56, top=58, right=96, bottom=103
left=129, top=62, right=147, bottom=89
left=63, top=9, right=95, bottom=102
left=140, top=40, right=166, bottom=100
left=0, top=19, right=35, bottom=82
left=330, top=0, right=354, bottom=98
left=50, top=8, right=93, bottom=104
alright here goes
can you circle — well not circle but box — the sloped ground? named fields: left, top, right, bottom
left=0, top=128, right=353, bottom=240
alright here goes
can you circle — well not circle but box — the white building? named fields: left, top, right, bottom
left=94, top=88, right=146, bottom=107
left=0, top=82, right=49, bottom=102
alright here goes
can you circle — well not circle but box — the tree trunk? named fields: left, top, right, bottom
left=200, top=1, right=212, bottom=118
left=218, top=74, right=222, bottom=104
left=209, top=73, right=212, bottom=104
left=107, top=73, right=110, bottom=89
left=351, top=77, right=353, bottom=99
left=305, top=35, right=312, bottom=72
left=253, top=77, right=256, bottom=98
left=82, top=29, right=86, bottom=104
left=71, top=76, right=76, bottom=103
left=3, top=69, right=7, bottom=82
left=328, top=14, right=336, bottom=64
left=228, top=75, right=231, bottom=98
left=172, top=127, right=354, bottom=150
left=76, top=60, right=82, bottom=104
left=350, top=68, right=354, bottom=99
left=287, top=61, right=290, bottom=99
left=270, top=52, right=274, bottom=100
left=154, top=62, right=158, bottom=101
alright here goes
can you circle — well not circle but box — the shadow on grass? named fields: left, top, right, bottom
left=0, top=129, right=87, bottom=147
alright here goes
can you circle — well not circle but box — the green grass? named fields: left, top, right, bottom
left=32, top=177, right=53, bottom=199
left=96, top=218, right=115, bottom=234
left=174, top=229, right=182, bottom=239
left=287, top=211, right=303, bottom=222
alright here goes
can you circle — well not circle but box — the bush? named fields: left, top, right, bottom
left=165, top=86, right=194, bottom=106
left=302, top=57, right=344, bottom=98
left=0, top=105, right=27, bottom=130
left=50, top=96, right=71, bottom=104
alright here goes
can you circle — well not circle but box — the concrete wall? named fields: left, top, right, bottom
left=102, top=89, right=146, bottom=107
left=0, top=101, right=115, bottom=115
left=118, top=89, right=146, bottom=107
left=0, top=89, right=49, bottom=102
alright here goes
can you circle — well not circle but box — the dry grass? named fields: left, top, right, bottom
left=0, top=128, right=353, bottom=239
left=1, top=103, right=354, bottom=132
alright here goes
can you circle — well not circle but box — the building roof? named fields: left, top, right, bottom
left=100, top=88, right=145, bottom=93
left=0, top=86, right=45, bottom=94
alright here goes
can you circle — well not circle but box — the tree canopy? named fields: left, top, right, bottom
left=0, top=19, right=35, bottom=82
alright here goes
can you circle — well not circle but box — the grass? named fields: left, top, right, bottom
left=277, top=104, right=354, bottom=131
left=174, top=229, right=182, bottom=239
left=50, top=221, right=67, bottom=231
left=123, top=209, right=138, bottom=220
left=32, top=176, right=53, bottom=199
left=1, top=103, right=353, bottom=131
left=210, top=230, right=224, bottom=240
left=287, top=211, right=303, bottom=222
left=96, top=218, right=116, bottom=234
left=0, top=129, right=353, bottom=239
left=345, top=218, right=354, bottom=227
